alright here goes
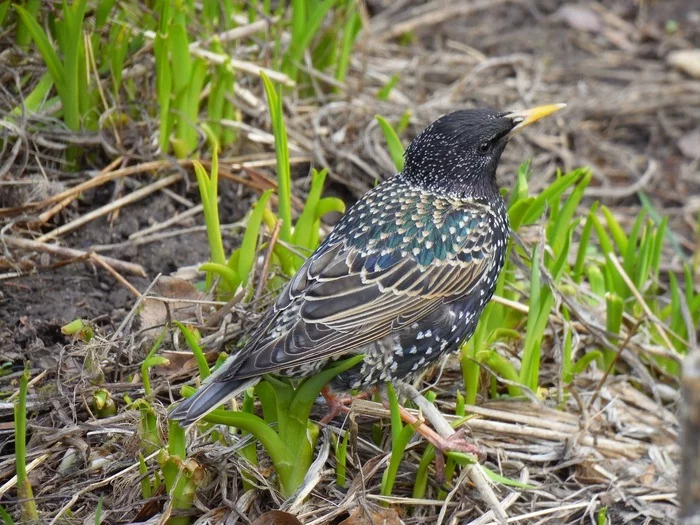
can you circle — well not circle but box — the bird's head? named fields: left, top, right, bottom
left=402, top=104, right=566, bottom=198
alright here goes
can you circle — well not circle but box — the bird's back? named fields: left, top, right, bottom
left=212, top=174, right=509, bottom=389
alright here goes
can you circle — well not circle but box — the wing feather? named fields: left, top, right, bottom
left=215, top=193, right=501, bottom=382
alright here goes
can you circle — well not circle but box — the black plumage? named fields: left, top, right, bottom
left=170, top=104, right=565, bottom=425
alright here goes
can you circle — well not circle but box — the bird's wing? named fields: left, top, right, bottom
left=215, top=202, right=499, bottom=381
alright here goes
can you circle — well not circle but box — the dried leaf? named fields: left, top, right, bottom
left=339, top=505, right=403, bottom=525
left=138, top=276, right=205, bottom=336
left=251, top=510, right=302, bottom=525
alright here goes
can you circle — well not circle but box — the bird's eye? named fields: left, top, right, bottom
left=478, top=141, right=491, bottom=154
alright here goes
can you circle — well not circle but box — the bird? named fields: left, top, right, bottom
left=170, top=104, right=566, bottom=427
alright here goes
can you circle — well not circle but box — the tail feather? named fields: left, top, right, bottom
left=169, top=378, right=258, bottom=426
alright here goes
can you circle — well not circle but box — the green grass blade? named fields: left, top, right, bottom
left=550, top=220, right=578, bottom=281
left=573, top=202, right=599, bottom=283
left=15, top=365, right=39, bottom=522
left=14, top=0, right=40, bottom=50
left=293, top=168, right=327, bottom=252
left=571, top=350, right=604, bottom=377
left=0, top=2, right=10, bottom=28
left=601, top=205, right=628, bottom=254
left=138, top=453, right=152, bottom=499
left=412, top=445, right=436, bottom=499
left=520, top=244, right=555, bottom=391
left=203, top=406, right=292, bottom=461
left=94, top=496, right=103, bottom=525
left=315, top=197, right=346, bottom=219
left=290, top=354, right=365, bottom=424
left=261, top=72, right=294, bottom=274
left=284, top=0, right=337, bottom=79
left=169, top=11, right=192, bottom=95
left=622, top=211, right=646, bottom=279
left=482, top=351, right=521, bottom=397
left=238, top=189, right=274, bottom=286
left=650, top=215, right=668, bottom=281
left=174, top=321, right=210, bottom=379
left=521, top=170, right=582, bottom=225
left=335, top=2, right=361, bottom=83
left=10, top=72, right=53, bottom=116
left=203, top=407, right=295, bottom=490
left=482, top=466, right=535, bottom=489
left=376, top=115, right=405, bottom=171
left=561, top=310, right=573, bottom=383
left=154, top=0, right=172, bottom=153
left=547, top=170, right=590, bottom=253
left=381, top=383, right=415, bottom=497
left=335, top=429, right=349, bottom=487
left=508, top=160, right=530, bottom=208
left=193, top=157, right=226, bottom=266
left=95, top=0, right=116, bottom=28
left=58, top=0, right=88, bottom=130
left=109, top=23, right=130, bottom=95
left=14, top=5, right=66, bottom=96
left=198, top=262, right=239, bottom=290
left=587, top=265, right=605, bottom=298
left=377, top=74, right=400, bottom=101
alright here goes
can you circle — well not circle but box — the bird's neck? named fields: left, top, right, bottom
left=398, top=170, right=501, bottom=202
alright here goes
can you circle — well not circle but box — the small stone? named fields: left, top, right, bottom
left=668, top=49, right=700, bottom=79
left=555, top=4, right=602, bottom=33
left=678, top=129, right=700, bottom=159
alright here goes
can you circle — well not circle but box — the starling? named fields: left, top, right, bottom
left=170, top=104, right=566, bottom=426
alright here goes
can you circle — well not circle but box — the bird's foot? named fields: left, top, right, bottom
left=395, top=404, right=484, bottom=484
left=320, top=386, right=370, bottom=424
left=431, top=427, right=482, bottom=457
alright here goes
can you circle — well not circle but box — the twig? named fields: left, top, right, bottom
left=35, top=173, right=183, bottom=242
left=607, top=254, right=678, bottom=354
left=254, top=219, right=282, bottom=303
left=6, top=370, right=48, bottom=401
left=33, top=156, right=124, bottom=225
left=110, top=274, right=161, bottom=342
left=1, top=159, right=173, bottom=215
left=141, top=29, right=294, bottom=86
left=89, top=253, right=141, bottom=298
left=585, top=159, right=658, bottom=199
left=350, top=399, right=650, bottom=459
left=371, top=0, right=518, bottom=42
left=129, top=203, right=204, bottom=239
left=587, top=317, right=644, bottom=410
left=491, top=294, right=529, bottom=314
left=49, top=451, right=160, bottom=524
left=0, top=453, right=51, bottom=499
left=680, top=350, right=700, bottom=525
left=1, top=235, right=146, bottom=276
left=193, top=18, right=277, bottom=48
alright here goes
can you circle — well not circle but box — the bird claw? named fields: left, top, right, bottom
left=431, top=428, right=485, bottom=483
left=320, top=387, right=371, bottom=424
left=320, top=389, right=353, bottom=424
left=437, top=428, right=484, bottom=459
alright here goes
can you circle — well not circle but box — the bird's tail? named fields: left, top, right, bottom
left=169, top=377, right=258, bottom=426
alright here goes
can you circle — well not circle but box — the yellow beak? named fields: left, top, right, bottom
left=504, top=103, right=566, bottom=139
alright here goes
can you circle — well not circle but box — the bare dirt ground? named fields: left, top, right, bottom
left=1, top=0, right=699, bottom=523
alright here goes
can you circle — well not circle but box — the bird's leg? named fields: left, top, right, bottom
left=395, top=404, right=481, bottom=483
left=320, top=386, right=371, bottom=424
left=391, top=381, right=484, bottom=483
left=395, top=404, right=480, bottom=455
